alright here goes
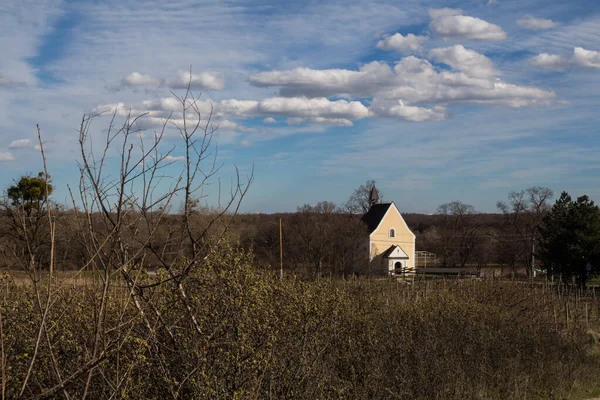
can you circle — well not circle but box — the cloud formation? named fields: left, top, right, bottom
left=370, top=99, right=447, bottom=122
left=121, top=72, right=161, bottom=87
left=531, top=47, right=600, bottom=71
left=429, top=45, right=497, bottom=78
left=100, top=39, right=556, bottom=129
left=166, top=71, right=225, bottom=90
left=94, top=96, right=369, bottom=130
left=249, top=52, right=554, bottom=111
left=376, top=33, right=429, bottom=53
left=8, top=139, right=35, bottom=149
left=573, top=47, right=600, bottom=68
left=115, top=71, right=225, bottom=91
left=429, top=9, right=507, bottom=41
left=258, top=97, right=368, bottom=120
left=530, top=53, right=571, bottom=71
left=517, top=16, right=559, bottom=30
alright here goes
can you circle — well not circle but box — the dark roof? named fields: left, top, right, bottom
left=361, top=203, right=392, bottom=233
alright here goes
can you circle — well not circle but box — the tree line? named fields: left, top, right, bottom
left=3, top=174, right=598, bottom=283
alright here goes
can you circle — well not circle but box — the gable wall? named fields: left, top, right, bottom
left=370, top=204, right=415, bottom=273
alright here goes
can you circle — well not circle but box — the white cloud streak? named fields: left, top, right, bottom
left=115, top=71, right=225, bottom=91
left=164, top=155, right=185, bottom=162
left=0, top=152, right=15, bottom=162
left=517, top=16, right=559, bottom=30
left=428, top=8, right=462, bottom=19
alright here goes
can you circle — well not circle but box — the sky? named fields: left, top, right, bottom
left=1, top=0, right=599, bottom=214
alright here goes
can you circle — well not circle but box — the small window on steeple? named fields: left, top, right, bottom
left=389, top=228, right=395, bottom=238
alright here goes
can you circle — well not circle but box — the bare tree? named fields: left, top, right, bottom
left=344, top=180, right=382, bottom=214
left=496, top=186, right=553, bottom=278
left=281, top=201, right=368, bottom=276
left=435, top=201, right=480, bottom=268
left=10, top=75, right=253, bottom=398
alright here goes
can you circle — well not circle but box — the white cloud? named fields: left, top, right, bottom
left=8, top=138, right=35, bottom=149
left=429, top=11, right=507, bottom=41
left=164, top=155, right=185, bottom=162
left=376, top=33, right=428, bottom=53
left=517, top=16, right=559, bottom=30
left=531, top=47, right=600, bottom=71
left=287, top=116, right=354, bottom=126
left=370, top=99, right=447, bottom=122
left=0, top=152, right=15, bottom=162
left=217, top=119, right=257, bottom=133
left=121, top=72, right=160, bottom=87
left=429, top=45, right=497, bottom=78
left=166, top=71, right=225, bottom=90
left=530, top=53, right=570, bottom=71
left=114, top=71, right=225, bottom=91
left=258, top=97, right=369, bottom=120
left=93, top=96, right=369, bottom=133
left=573, top=47, right=600, bottom=69
left=248, top=55, right=554, bottom=109
left=249, top=64, right=388, bottom=97
left=91, top=102, right=128, bottom=115
left=218, top=99, right=259, bottom=117
left=310, top=117, right=354, bottom=126
left=263, top=117, right=276, bottom=124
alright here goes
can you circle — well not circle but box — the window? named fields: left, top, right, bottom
left=389, top=228, right=395, bottom=238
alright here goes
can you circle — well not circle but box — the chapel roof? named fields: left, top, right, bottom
left=361, top=202, right=392, bottom=233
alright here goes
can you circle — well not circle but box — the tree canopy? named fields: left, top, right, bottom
left=539, top=192, right=600, bottom=285
left=7, top=172, right=53, bottom=214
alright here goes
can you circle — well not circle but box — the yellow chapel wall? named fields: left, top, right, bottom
left=369, top=204, right=415, bottom=273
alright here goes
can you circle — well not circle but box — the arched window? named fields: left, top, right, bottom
left=389, top=228, right=395, bottom=238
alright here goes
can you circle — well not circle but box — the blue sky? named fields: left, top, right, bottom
left=1, top=0, right=599, bottom=213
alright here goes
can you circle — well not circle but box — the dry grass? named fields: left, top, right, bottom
left=2, top=253, right=600, bottom=399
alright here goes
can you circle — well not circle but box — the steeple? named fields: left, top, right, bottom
left=369, top=185, right=379, bottom=208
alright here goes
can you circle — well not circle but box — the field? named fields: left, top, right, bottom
left=2, top=252, right=600, bottom=399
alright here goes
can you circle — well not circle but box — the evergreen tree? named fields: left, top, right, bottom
left=539, top=192, right=600, bottom=285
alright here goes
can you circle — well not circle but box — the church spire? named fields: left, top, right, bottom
left=369, top=185, right=379, bottom=208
